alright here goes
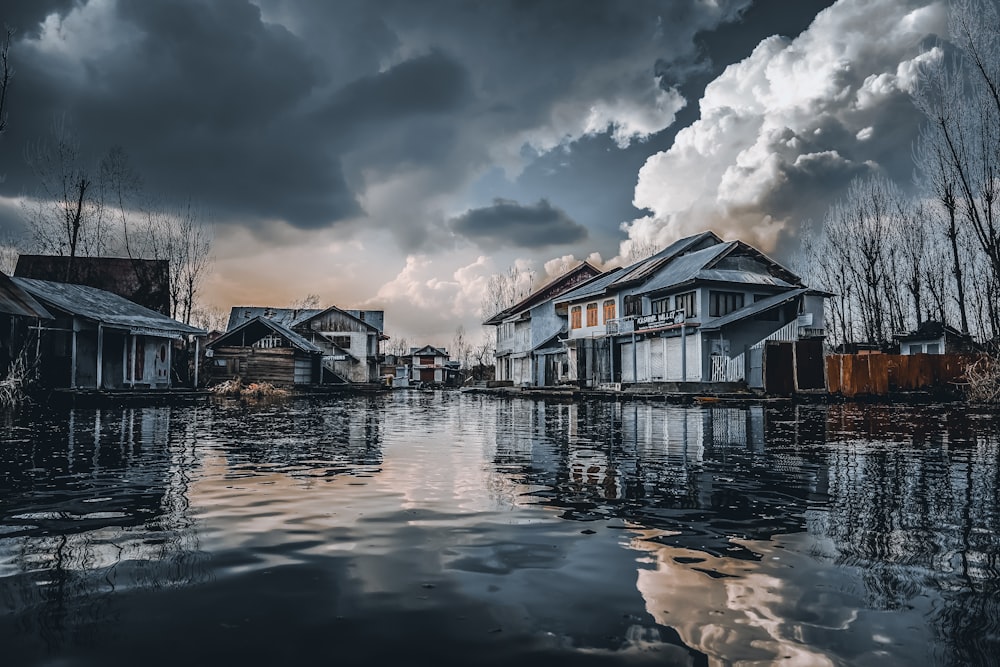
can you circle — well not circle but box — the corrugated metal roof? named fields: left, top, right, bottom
left=610, top=231, right=722, bottom=286
left=227, top=306, right=380, bottom=333
left=0, top=272, right=53, bottom=319
left=210, top=316, right=323, bottom=353
left=227, top=307, right=323, bottom=331
left=638, top=242, right=735, bottom=294
left=552, top=267, right=626, bottom=304
left=483, top=261, right=601, bottom=325
left=694, top=269, right=794, bottom=288
left=13, top=277, right=204, bottom=336
left=700, top=288, right=807, bottom=331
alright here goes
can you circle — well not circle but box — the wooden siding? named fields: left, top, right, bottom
left=208, top=346, right=317, bottom=386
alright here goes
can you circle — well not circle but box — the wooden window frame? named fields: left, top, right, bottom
left=571, top=306, right=582, bottom=329
left=675, top=291, right=696, bottom=318
left=602, top=299, right=616, bottom=322
left=586, top=303, right=598, bottom=327
left=709, top=290, right=744, bottom=317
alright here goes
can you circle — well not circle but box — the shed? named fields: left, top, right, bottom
left=206, top=316, right=323, bottom=386
left=894, top=321, right=980, bottom=355
left=12, top=277, right=205, bottom=390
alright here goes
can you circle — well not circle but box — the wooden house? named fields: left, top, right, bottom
left=227, top=306, right=386, bottom=383
left=0, top=271, right=54, bottom=376
left=206, top=316, right=323, bottom=386
left=11, top=277, right=205, bottom=390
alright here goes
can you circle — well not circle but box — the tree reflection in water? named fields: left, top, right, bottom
left=492, top=399, right=1000, bottom=665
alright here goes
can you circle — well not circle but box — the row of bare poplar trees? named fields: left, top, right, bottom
left=800, top=0, right=1000, bottom=350
left=1, top=115, right=214, bottom=327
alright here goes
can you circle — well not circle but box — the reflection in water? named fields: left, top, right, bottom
left=1, top=396, right=998, bottom=666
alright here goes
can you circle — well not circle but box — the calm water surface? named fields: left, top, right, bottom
left=1, top=393, right=999, bottom=666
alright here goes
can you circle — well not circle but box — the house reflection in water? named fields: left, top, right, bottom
left=492, top=399, right=1000, bottom=666
left=0, top=406, right=208, bottom=651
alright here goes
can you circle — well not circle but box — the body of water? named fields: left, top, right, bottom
left=1, top=393, right=999, bottom=666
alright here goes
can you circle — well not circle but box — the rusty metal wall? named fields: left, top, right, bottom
left=826, top=353, right=984, bottom=397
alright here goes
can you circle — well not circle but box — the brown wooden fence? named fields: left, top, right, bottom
left=826, top=353, right=984, bottom=397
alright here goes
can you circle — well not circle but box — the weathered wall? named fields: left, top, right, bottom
left=826, top=353, right=984, bottom=397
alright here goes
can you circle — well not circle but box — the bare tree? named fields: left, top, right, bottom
left=191, top=305, right=229, bottom=333
left=451, top=325, right=471, bottom=369
left=23, top=117, right=103, bottom=278
left=290, top=293, right=322, bottom=310
left=623, top=236, right=659, bottom=264
left=914, top=0, right=1000, bottom=337
left=0, top=26, right=12, bottom=142
left=480, top=264, right=536, bottom=320
left=384, top=336, right=409, bottom=357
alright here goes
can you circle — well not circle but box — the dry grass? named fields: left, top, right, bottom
left=964, top=355, right=1000, bottom=403
left=0, top=353, right=30, bottom=409
left=210, top=377, right=290, bottom=400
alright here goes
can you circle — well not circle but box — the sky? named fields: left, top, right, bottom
left=0, top=0, right=951, bottom=346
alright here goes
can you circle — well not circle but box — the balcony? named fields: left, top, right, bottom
left=605, top=317, right=635, bottom=335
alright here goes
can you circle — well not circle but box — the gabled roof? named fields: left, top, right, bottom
left=894, top=320, right=970, bottom=342
left=609, top=231, right=723, bottom=287
left=227, top=305, right=380, bottom=333
left=553, top=231, right=725, bottom=305
left=0, top=271, right=53, bottom=319
left=552, top=267, right=627, bottom=305
left=483, top=261, right=602, bottom=325
left=637, top=242, right=739, bottom=294
left=209, top=316, right=323, bottom=353
left=700, top=288, right=808, bottom=331
left=411, top=345, right=448, bottom=357
left=13, top=277, right=204, bottom=337
left=15, top=255, right=171, bottom=315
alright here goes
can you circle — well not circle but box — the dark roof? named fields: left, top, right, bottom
left=609, top=231, right=723, bottom=287
left=0, top=271, right=53, bottom=319
left=12, top=277, right=204, bottom=337
left=894, top=320, right=969, bottom=342
left=208, top=316, right=323, bottom=353
left=411, top=345, right=448, bottom=357
left=552, top=267, right=627, bottom=305
left=14, top=255, right=171, bottom=315
left=700, top=288, right=808, bottom=331
left=483, top=261, right=602, bottom=325
left=227, top=306, right=381, bottom=333
left=553, top=231, right=726, bottom=305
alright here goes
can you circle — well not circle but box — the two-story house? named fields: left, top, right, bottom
left=227, top=306, right=387, bottom=383
left=483, top=261, right=601, bottom=386
left=554, top=231, right=829, bottom=388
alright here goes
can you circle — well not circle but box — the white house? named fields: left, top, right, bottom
left=554, top=231, right=829, bottom=388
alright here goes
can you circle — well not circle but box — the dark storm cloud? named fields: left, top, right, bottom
left=1, top=0, right=755, bottom=247
left=450, top=199, right=587, bottom=249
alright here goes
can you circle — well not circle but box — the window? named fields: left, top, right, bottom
left=330, top=335, right=351, bottom=349
left=675, top=291, right=696, bottom=318
left=623, top=295, right=641, bottom=317
left=926, top=343, right=940, bottom=354
left=586, top=303, right=598, bottom=327
left=603, top=299, right=616, bottom=322
left=571, top=306, right=582, bottom=329
left=709, top=291, right=744, bottom=317
left=651, top=298, right=669, bottom=315
left=254, top=334, right=284, bottom=348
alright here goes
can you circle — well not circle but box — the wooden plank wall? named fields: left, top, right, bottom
left=825, top=353, right=984, bottom=397
left=208, top=346, right=304, bottom=386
